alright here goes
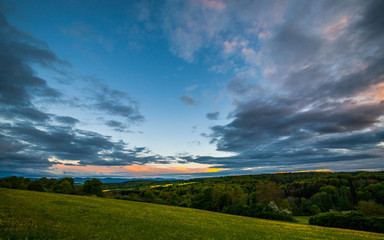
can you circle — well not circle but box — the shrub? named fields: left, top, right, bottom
left=222, top=202, right=295, bottom=222
left=309, top=211, right=384, bottom=233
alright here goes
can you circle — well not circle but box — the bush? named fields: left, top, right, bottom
left=309, top=211, right=384, bottom=233
left=222, top=202, right=295, bottom=222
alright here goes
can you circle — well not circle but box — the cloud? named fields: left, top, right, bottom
left=200, top=0, right=384, bottom=170
left=0, top=14, right=145, bottom=127
left=0, top=132, right=54, bottom=176
left=55, top=116, right=80, bottom=126
left=355, top=0, right=384, bottom=40
left=105, top=120, right=132, bottom=133
left=180, top=94, right=201, bottom=106
left=206, top=111, right=219, bottom=120
left=6, top=107, right=51, bottom=122
left=269, top=23, right=323, bottom=66
left=80, top=78, right=145, bottom=124
left=227, top=78, right=256, bottom=96
left=0, top=12, right=62, bottom=110
left=0, top=11, right=154, bottom=176
left=94, top=92, right=144, bottom=123
left=0, top=121, right=163, bottom=174
left=159, top=0, right=288, bottom=62
left=161, top=0, right=230, bottom=62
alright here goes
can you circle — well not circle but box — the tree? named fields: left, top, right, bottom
left=83, top=178, right=103, bottom=196
left=310, top=191, right=334, bottom=212
left=212, top=185, right=225, bottom=212
left=27, top=181, right=44, bottom=192
left=54, top=178, right=74, bottom=194
left=335, top=186, right=353, bottom=211
left=191, top=187, right=213, bottom=210
left=58, top=180, right=73, bottom=194
left=255, top=182, right=283, bottom=205
left=310, top=204, right=321, bottom=215
left=140, top=189, right=156, bottom=201
left=356, top=201, right=384, bottom=216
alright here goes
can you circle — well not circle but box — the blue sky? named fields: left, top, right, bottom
left=1, top=0, right=384, bottom=178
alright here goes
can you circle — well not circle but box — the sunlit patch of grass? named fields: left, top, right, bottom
left=148, top=182, right=195, bottom=189
left=177, top=182, right=195, bottom=186
left=149, top=183, right=173, bottom=188
left=1, top=188, right=384, bottom=240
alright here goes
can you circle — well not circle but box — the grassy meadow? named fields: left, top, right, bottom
left=1, top=188, right=384, bottom=240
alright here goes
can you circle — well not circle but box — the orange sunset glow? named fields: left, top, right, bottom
left=49, top=163, right=228, bottom=176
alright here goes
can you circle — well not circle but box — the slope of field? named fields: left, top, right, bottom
left=1, top=188, right=383, bottom=240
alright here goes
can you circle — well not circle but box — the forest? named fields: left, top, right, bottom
left=1, top=171, right=384, bottom=232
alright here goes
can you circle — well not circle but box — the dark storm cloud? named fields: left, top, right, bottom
left=180, top=94, right=201, bottom=106
left=206, top=111, right=219, bottom=120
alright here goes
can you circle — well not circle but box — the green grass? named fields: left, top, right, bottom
left=294, top=216, right=310, bottom=225
left=1, top=188, right=384, bottom=240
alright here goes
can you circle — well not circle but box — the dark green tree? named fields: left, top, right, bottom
left=83, top=178, right=103, bottom=196
left=54, top=177, right=75, bottom=193
left=27, top=181, right=44, bottom=192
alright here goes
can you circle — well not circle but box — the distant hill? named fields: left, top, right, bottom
left=72, top=177, right=179, bottom=184
left=1, top=188, right=383, bottom=240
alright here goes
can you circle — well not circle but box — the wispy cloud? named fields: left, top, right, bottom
left=180, top=94, right=202, bottom=106
left=206, top=111, right=220, bottom=120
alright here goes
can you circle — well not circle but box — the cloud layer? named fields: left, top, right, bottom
left=195, top=0, right=384, bottom=171
left=1, top=0, right=384, bottom=178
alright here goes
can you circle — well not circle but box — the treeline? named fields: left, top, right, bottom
left=2, top=171, right=384, bottom=226
left=105, top=171, right=384, bottom=222
left=0, top=176, right=103, bottom=196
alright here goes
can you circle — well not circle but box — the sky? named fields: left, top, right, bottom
left=0, top=0, right=383, bottom=179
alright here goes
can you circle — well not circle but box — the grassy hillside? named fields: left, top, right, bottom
left=1, top=188, right=383, bottom=240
